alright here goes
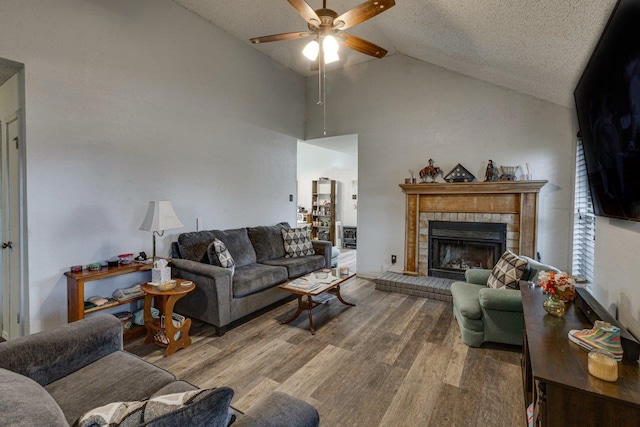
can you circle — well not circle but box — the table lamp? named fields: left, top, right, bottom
left=139, top=200, right=184, bottom=261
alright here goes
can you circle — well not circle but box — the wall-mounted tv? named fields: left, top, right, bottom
left=574, top=0, right=640, bottom=221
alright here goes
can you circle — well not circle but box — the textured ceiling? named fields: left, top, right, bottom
left=175, top=1, right=617, bottom=108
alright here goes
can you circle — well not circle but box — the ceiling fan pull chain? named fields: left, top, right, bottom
left=323, top=59, right=327, bottom=136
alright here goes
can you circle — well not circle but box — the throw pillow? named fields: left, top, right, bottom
left=282, top=227, right=315, bottom=258
left=74, top=387, right=234, bottom=427
left=487, top=250, right=529, bottom=289
left=208, top=238, right=236, bottom=276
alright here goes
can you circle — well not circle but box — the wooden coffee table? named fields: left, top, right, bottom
left=279, top=271, right=356, bottom=334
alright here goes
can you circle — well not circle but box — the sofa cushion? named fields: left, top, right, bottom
left=282, top=228, right=315, bottom=258
left=75, top=387, right=234, bottom=427
left=247, top=222, right=290, bottom=262
left=487, top=250, right=529, bottom=289
left=45, top=351, right=177, bottom=425
left=207, top=228, right=257, bottom=268
left=0, top=368, right=67, bottom=427
left=176, top=230, right=219, bottom=263
left=233, top=263, right=288, bottom=298
left=451, top=281, right=484, bottom=320
left=261, top=255, right=326, bottom=279
left=208, top=239, right=235, bottom=279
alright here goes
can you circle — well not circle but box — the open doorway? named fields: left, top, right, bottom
left=0, top=57, right=27, bottom=340
left=297, top=134, right=357, bottom=274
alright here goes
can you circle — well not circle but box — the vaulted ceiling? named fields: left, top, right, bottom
left=173, top=0, right=617, bottom=108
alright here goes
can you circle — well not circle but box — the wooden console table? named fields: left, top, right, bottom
left=66, top=263, right=152, bottom=340
left=521, top=285, right=640, bottom=426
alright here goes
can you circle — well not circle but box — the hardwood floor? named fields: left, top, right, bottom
left=126, top=277, right=524, bottom=426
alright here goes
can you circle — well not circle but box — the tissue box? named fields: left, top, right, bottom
left=152, top=267, right=171, bottom=284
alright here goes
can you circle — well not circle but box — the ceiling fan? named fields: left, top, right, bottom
left=250, top=0, right=395, bottom=66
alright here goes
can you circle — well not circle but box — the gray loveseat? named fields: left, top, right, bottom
left=0, top=315, right=319, bottom=426
left=170, top=222, right=331, bottom=335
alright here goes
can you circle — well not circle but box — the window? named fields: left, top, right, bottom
left=572, top=138, right=596, bottom=289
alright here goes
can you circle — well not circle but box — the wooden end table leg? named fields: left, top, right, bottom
left=163, top=293, right=192, bottom=357
left=143, top=294, right=155, bottom=345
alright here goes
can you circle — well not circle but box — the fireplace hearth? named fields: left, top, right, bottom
left=428, top=221, right=506, bottom=280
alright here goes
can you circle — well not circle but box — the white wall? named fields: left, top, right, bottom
left=297, top=140, right=358, bottom=229
left=592, top=219, right=640, bottom=338
left=306, top=55, right=575, bottom=277
left=0, top=0, right=304, bottom=332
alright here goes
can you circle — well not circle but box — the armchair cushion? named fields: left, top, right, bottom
left=487, top=250, right=529, bottom=289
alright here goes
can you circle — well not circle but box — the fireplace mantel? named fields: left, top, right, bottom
left=400, top=180, right=547, bottom=276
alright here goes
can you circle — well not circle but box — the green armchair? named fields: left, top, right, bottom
left=451, top=256, right=559, bottom=347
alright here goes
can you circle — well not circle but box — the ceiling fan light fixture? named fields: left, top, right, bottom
left=323, top=35, right=339, bottom=54
left=303, top=40, right=320, bottom=61
left=324, top=49, right=340, bottom=64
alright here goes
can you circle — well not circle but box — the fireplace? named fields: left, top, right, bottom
left=428, top=221, right=506, bottom=280
left=400, top=181, right=547, bottom=277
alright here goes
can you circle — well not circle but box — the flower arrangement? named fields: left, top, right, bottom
left=539, top=271, right=576, bottom=302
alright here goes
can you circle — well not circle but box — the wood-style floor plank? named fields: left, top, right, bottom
left=126, top=277, right=524, bottom=426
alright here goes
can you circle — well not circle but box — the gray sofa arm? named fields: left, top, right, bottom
left=312, top=240, right=332, bottom=269
left=170, top=258, right=233, bottom=329
left=235, top=392, right=319, bottom=427
left=0, top=315, right=122, bottom=386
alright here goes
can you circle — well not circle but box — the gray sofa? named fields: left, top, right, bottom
left=170, top=222, right=331, bottom=335
left=0, top=315, right=319, bottom=427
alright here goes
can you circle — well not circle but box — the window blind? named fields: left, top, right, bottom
left=572, top=139, right=596, bottom=290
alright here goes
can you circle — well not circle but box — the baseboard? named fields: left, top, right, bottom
left=1, top=330, right=8, bottom=341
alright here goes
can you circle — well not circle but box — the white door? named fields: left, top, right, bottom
left=1, top=115, right=23, bottom=339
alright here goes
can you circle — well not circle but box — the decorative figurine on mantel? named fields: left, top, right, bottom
left=499, top=165, right=520, bottom=181
left=484, top=160, right=499, bottom=182
left=419, top=159, right=443, bottom=182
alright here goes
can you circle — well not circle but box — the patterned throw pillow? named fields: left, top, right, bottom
left=282, top=227, right=315, bottom=258
left=208, top=238, right=235, bottom=277
left=75, top=388, right=233, bottom=427
left=487, top=250, right=529, bottom=289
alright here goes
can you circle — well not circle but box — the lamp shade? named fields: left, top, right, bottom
left=139, top=201, right=183, bottom=232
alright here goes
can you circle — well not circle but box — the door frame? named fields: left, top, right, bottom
left=1, top=110, right=28, bottom=339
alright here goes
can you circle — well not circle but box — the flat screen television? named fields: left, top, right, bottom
left=574, top=0, right=640, bottom=221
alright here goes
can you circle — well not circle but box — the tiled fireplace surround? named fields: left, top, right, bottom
left=418, top=211, right=519, bottom=276
left=375, top=181, right=547, bottom=299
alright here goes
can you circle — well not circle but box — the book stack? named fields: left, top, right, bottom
left=288, top=278, right=323, bottom=292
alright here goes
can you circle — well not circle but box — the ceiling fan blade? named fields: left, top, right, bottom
left=287, top=0, right=321, bottom=27
left=339, top=34, right=387, bottom=58
left=334, top=0, right=395, bottom=30
left=250, top=31, right=312, bottom=44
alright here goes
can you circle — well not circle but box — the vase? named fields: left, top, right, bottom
left=543, top=294, right=566, bottom=317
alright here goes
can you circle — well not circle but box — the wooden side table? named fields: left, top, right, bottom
left=142, top=279, right=195, bottom=356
